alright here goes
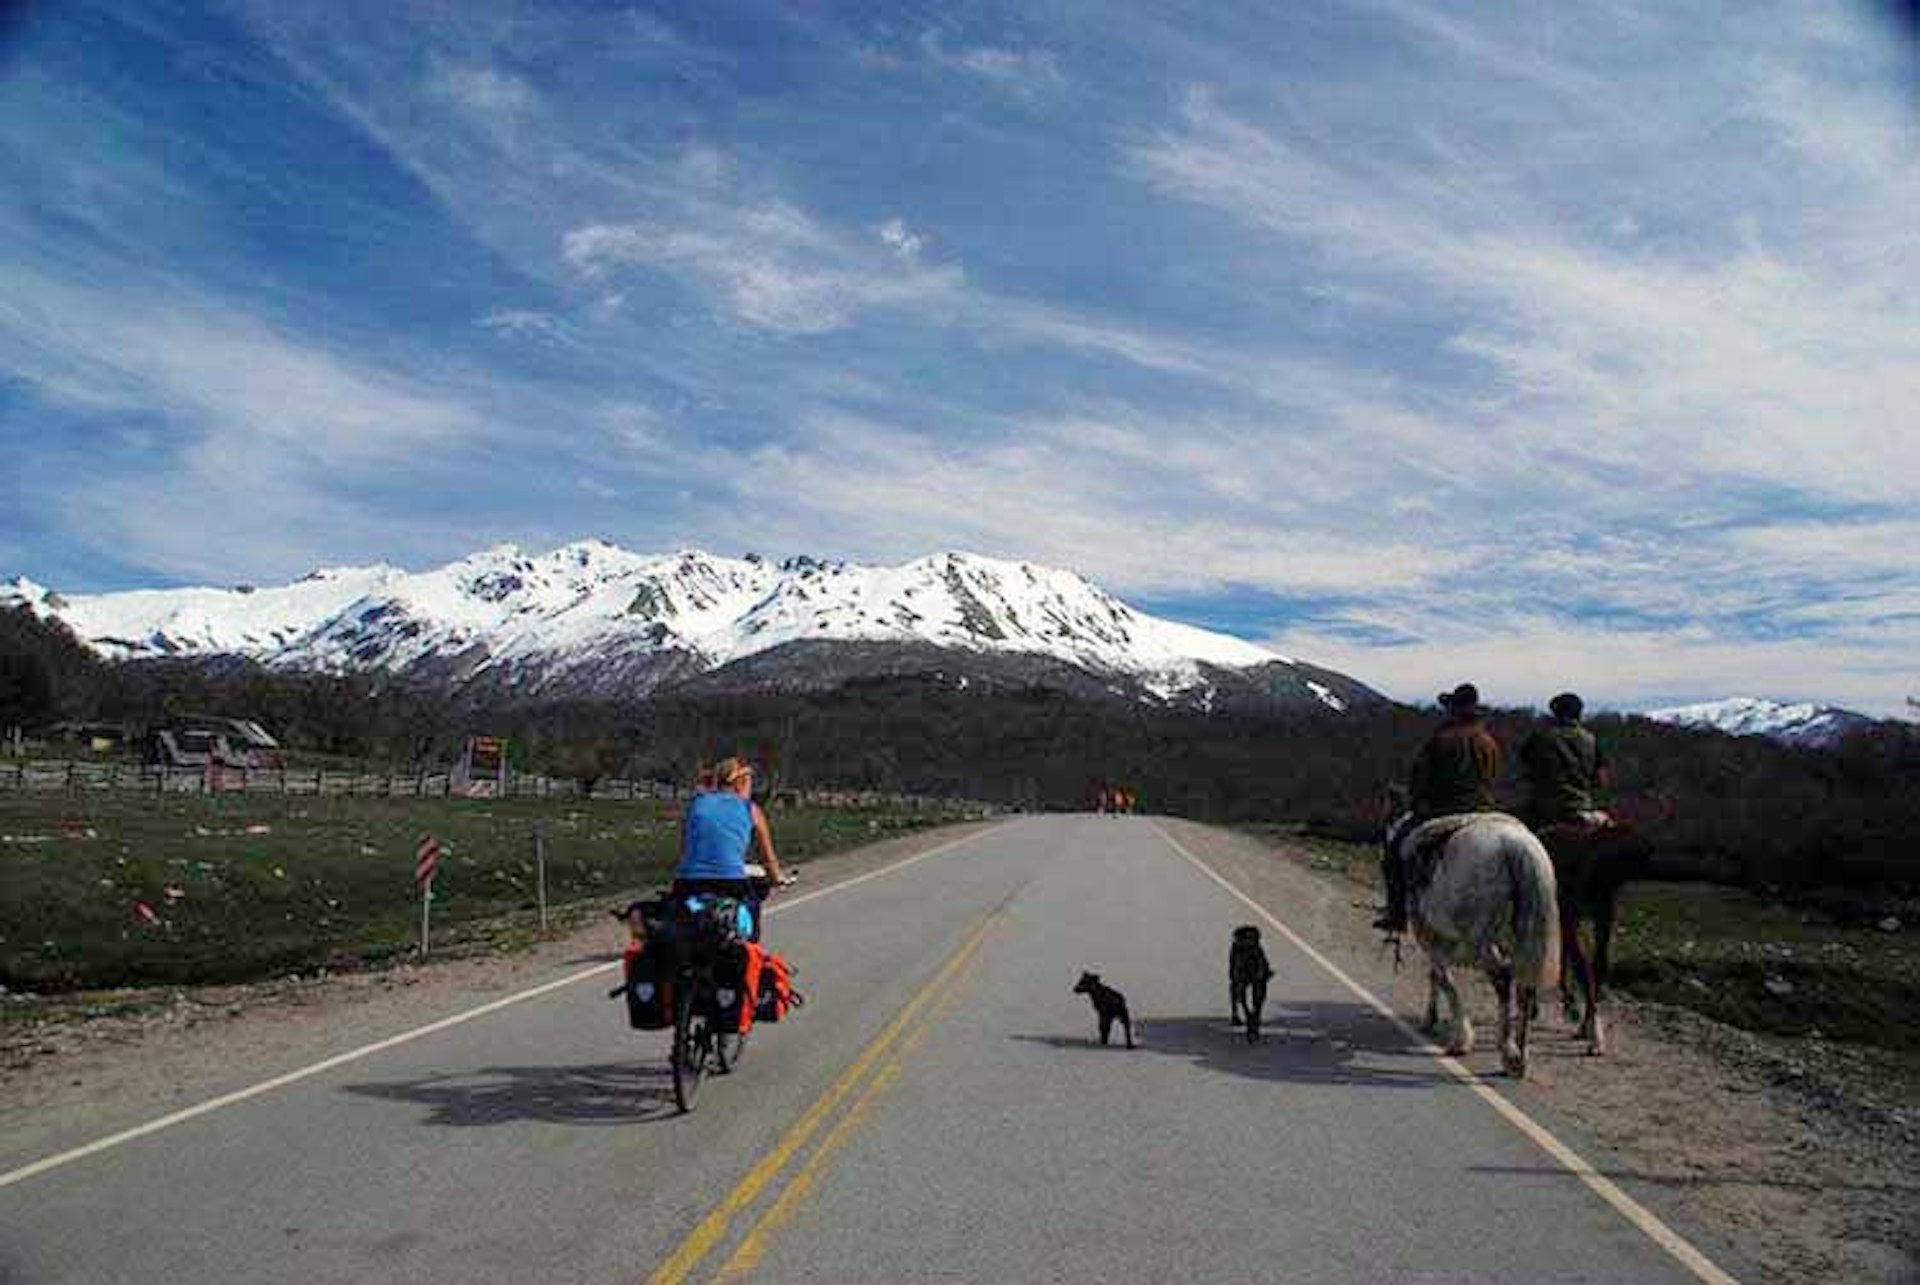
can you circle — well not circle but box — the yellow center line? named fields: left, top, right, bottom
left=715, top=945, right=984, bottom=1280
left=648, top=914, right=996, bottom=1285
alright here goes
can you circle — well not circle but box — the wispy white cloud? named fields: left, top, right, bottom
left=563, top=203, right=963, bottom=334
left=1267, top=611, right=1920, bottom=719
left=478, top=308, right=571, bottom=346
left=1366, top=0, right=1611, bottom=103
left=723, top=409, right=1457, bottom=597
left=876, top=217, right=924, bottom=262
left=857, top=32, right=1065, bottom=94
left=0, top=266, right=487, bottom=579
left=1122, top=23, right=1920, bottom=712
left=936, top=41, right=1065, bottom=93
left=425, top=58, right=536, bottom=125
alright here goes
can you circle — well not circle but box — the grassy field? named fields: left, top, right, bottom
left=1, top=790, right=974, bottom=991
left=1241, top=824, right=1919, bottom=1055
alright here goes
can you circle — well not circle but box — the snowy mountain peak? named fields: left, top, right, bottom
left=5, top=542, right=1337, bottom=707
left=4, top=576, right=49, bottom=608
left=1643, top=697, right=1876, bottom=749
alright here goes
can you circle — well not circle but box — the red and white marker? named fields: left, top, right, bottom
left=415, top=835, right=441, bottom=889
left=416, top=835, right=442, bottom=955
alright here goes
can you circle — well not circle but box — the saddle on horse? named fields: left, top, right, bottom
left=1378, top=814, right=1489, bottom=934
left=1535, top=809, right=1613, bottom=839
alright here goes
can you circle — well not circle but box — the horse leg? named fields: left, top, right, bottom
left=1594, top=894, right=1618, bottom=993
left=1422, top=968, right=1443, bottom=1037
left=1560, top=904, right=1584, bottom=1027
left=1513, top=975, right=1535, bottom=1078
left=1562, top=920, right=1595, bottom=1039
left=1568, top=929, right=1603, bottom=1053
left=1492, top=962, right=1526, bottom=1078
left=1585, top=892, right=1622, bottom=1057
left=1435, top=966, right=1472, bottom=1056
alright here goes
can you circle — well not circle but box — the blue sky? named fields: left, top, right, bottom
left=2, top=1, right=1916, bottom=716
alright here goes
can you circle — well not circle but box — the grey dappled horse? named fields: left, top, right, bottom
left=1391, top=812, right=1562, bottom=1078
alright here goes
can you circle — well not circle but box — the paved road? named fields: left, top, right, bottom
left=0, top=817, right=1726, bottom=1283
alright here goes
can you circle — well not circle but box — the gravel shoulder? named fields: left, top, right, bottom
left=1161, top=819, right=1919, bottom=1285
left=0, top=819, right=1004, bottom=1171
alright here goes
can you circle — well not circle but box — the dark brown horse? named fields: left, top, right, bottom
left=1534, top=821, right=1653, bottom=1055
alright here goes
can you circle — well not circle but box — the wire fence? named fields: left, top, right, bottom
left=0, top=758, right=990, bottom=814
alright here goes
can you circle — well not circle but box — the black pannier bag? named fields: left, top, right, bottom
left=704, top=943, right=751, bottom=1031
left=623, top=943, right=674, bottom=1030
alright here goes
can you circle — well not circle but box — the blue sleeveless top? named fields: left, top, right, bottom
left=678, top=792, right=753, bottom=880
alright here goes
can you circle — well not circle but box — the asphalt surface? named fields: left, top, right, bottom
left=0, top=817, right=1718, bottom=1283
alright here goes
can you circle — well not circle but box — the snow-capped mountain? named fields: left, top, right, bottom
left=4, top=544, right=1379, bottom=712
left=1642, top=697, right=1876, bottom=749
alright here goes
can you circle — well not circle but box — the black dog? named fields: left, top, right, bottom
left=1229, top=925, right=1275, bottom=1042
left=1072, top=971, right=1134, bottom=1048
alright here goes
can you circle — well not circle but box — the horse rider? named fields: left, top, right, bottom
left=1377, top=682, right=1502, bottom=933
left=1519, top=691, right=1611, bottom=833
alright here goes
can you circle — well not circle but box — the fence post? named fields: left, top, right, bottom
left=534, top=821, right=549, bottom=935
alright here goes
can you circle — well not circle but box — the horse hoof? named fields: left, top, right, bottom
left=1445, top=1040, right=1470, bottom=1057
left=1503, top=1051, right=1528, bottom=1078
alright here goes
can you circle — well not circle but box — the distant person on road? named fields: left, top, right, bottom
left=1520, top=692, right=1611, bottom=831
left=674, top=756, right=785, bottom=941
left=1377, top=683, right=1502, bottom=933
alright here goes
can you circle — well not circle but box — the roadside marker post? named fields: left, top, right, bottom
left=416, top=835, right=441, bottom=956
left=534, top=821, right=549, bottom=934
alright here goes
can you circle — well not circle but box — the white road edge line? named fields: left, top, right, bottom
left=0, top=821, right=1007, bottom=1192
left=1154, top=823, right=1738, bottom=1285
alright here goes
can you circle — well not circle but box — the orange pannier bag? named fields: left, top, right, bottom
left=754, top=950, right=802, bottom=1023
left=736, top=941, right=766, bottom=1035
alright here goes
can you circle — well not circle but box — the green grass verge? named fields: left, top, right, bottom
left=1241, top=823, right=1919, bottom=1056
left=1, top=791, right=971, bottom=991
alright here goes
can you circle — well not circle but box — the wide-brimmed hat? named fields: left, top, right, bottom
left=1548, top=692, right=1585, bottom=721
left=1438, top=682, right=1487, bottom=714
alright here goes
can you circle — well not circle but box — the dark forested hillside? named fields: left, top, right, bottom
left=1, top=606, right=112, bottom=729
left=3, top=606, right=1914, bottom=892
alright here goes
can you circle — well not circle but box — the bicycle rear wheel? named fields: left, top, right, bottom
left=670, top=985, right=710, bottom=1113
left=715, top=1029, right=747, bottom=1073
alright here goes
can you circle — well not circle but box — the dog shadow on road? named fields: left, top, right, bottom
left=1013, top=1000, right=1460, bottom=1092
left=343, top=1062, right=681, bottom=1127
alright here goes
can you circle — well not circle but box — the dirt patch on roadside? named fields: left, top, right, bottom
left=1162, top=819, right=1920, bottom=1285
left=0, top=820, right=1003, bottom=1165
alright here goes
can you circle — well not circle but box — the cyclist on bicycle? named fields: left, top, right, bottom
left=673, top=756, right=786, bottom=941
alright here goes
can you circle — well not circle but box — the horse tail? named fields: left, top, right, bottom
left=1506, top=828, right=1562, bottom=993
